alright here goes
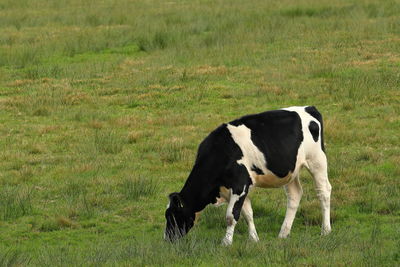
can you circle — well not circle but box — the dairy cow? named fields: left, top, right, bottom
left=164, top=106, right=332, bottom=245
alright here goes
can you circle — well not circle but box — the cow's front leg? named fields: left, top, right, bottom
left=222, top=186, right=248, bottom=246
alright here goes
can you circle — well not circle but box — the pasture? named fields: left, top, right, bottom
left=0, top=0, right=399, bottom=265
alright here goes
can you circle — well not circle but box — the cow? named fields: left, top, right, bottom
left=164, top=106, right=331, bottom=245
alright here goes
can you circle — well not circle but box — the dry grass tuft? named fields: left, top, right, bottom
left=38, top=125, right=60, bottom=135
left=63, top=93, right=91, bottom=105
left=87, top=120, right=104, bottom=129
left=127, top=131, right=144, bottom=144
left=194, top=65, right=227, bottom=75
left=56, top=216, right=79, bottom=228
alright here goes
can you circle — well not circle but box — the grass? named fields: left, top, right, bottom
left=120, top=176, right=158, bottom=200
left=0, top=186, right=33, bottom=220
left=0, top=0, right=399, bottom=265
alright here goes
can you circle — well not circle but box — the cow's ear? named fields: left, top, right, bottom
left=169, top=192, right=184, bottom=209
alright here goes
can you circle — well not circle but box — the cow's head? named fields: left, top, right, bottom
left=164, top=192, right=194, bottom=242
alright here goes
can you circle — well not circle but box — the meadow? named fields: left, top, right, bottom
left=0, top=0, right=399, bottom=265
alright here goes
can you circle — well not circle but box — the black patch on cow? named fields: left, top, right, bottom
left=251, top=165, right=264, bottom=175
left=227, top=163, right=251, bottom=221
left=309, top=121, right=319, bottom=142
left=230, top=110, right=304, bottom=178
left=233, top=194, right=247, bottom=221
left=305, top=106, right=325, bottom=152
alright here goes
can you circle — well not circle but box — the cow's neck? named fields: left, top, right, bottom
left=179, top=163, right=219, bottom=213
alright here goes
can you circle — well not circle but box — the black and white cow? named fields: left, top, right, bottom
left=164, top=106, right=331, bottom=245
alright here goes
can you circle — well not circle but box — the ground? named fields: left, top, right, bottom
left=0, top=0, right=399, bottom=266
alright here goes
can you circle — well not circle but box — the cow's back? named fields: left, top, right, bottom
left=229, top=109, right=304, bottom=179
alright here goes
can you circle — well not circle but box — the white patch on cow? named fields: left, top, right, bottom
left=222, top=222, right=236, bottom=246
left=226, top=124, right=267, bottom=181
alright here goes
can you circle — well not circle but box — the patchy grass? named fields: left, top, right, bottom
left=0, top=0, right=399, bottom=265
left=0, top=186, right=34, bottom=220
left=120, top=176, right=158, bottom=200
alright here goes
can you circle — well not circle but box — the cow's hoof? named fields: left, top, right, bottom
left=221, top=237, right=233, bottom=246
left=278, top=231, right=289, bottom=239
left=249, top=232, right=260, bottom=242
left=321, top=227, right=331, bottom=236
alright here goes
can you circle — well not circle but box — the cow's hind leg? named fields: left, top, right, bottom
left=307, top=151, right=332, bottom=235
left=242, top=197, right=259, bottom=242
left=278, top=175, right=303, bottom=238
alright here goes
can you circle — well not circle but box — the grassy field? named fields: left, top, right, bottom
left=0, top=0, right=399, bottom=265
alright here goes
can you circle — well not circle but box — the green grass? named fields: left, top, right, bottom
left=120, top=176, right=158, bottom=200
left=0, top=0, right=399, bottom=265
left=0, top=185, right=33, bottom=220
